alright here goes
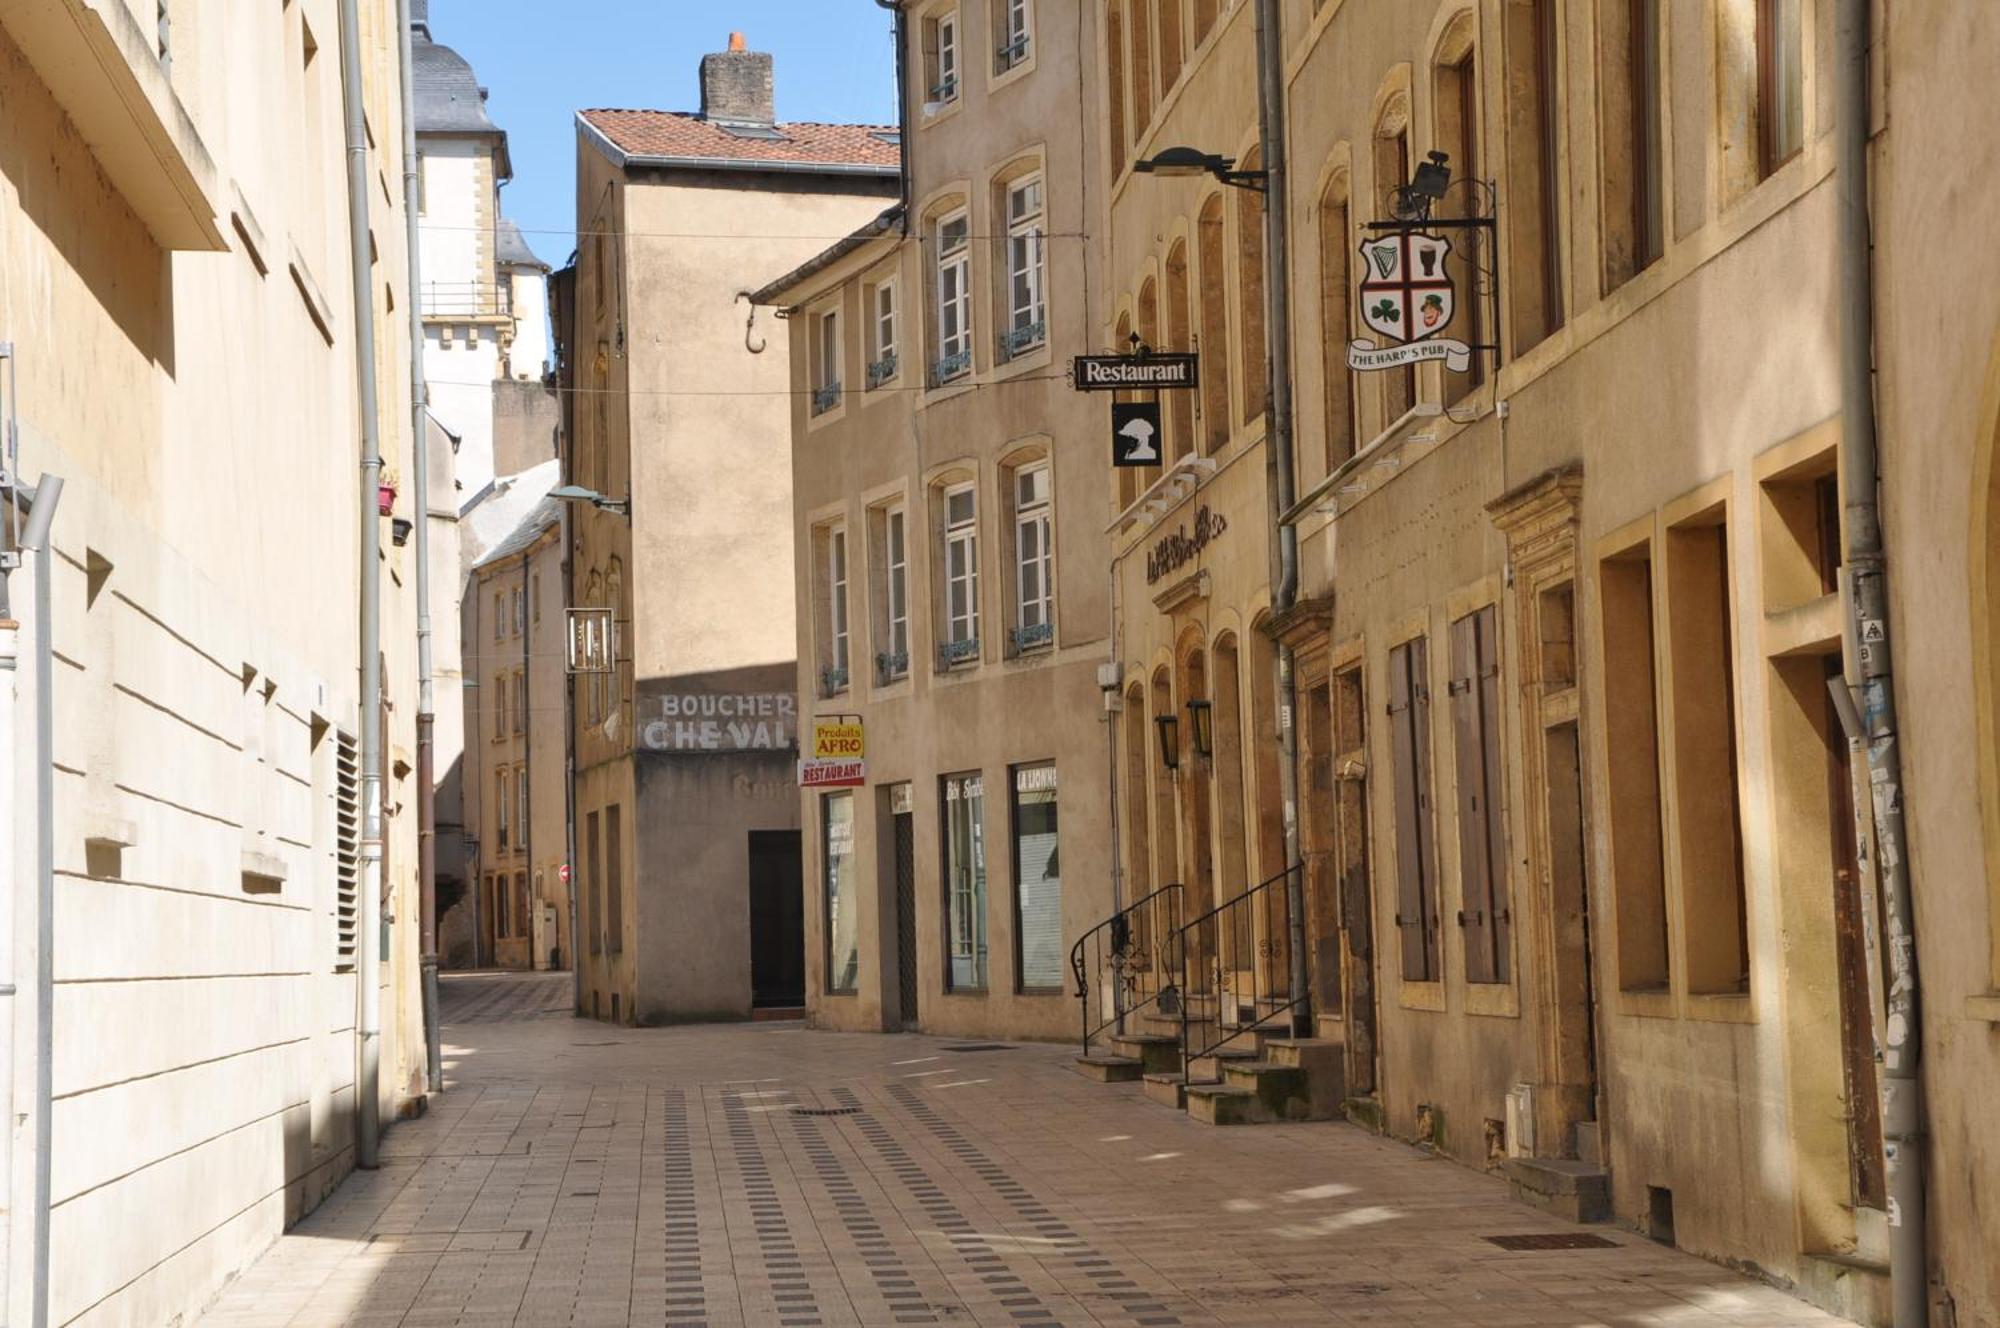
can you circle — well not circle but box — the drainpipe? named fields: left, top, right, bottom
left=522, top=557, right=533, bottom=967
left=1832, top=0, right=1925, bottom=1321
left=872, top=0, right=912, bottom=233
left=1252, top=0, right=1309, bottom=1036
left=562, top=484, right=582, bottom=1010
left=21, top=475, right=62, bottom=1328
left=337, top=0, right=386, bottom=1170
left=395, top=0, right=444, bottom=1099
left=0, top=346, right=21, bottom=1324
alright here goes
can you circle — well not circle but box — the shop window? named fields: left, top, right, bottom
left=1666, top=505, right=1749, bottom=995
left=1600, top=540, right=1670, bottom=991
left=1387, top=636, right=1441, bottom=981
left=1012, top=764, right=1063, bottom=991
left=943, top=772, right=988, bottom=990
left=824, top=792, right=859, bottom=993
left=1599, top=0, right=1664, bottom=290
left=1449, top=606, right=1510, bottom=984
left=1504, top=0, right=1566, bottom=350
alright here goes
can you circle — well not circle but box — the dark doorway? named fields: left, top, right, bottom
left=749, top=830, right=805, bottom=1009
left=894, top=810, right=918, bottom=1029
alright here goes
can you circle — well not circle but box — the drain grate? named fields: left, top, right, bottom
left=791, top=1106, right=861, bottom=1117
left=942, top=1042, right=1014, bottom=1052
left=1483, top=1232, right=1618, bottom=1251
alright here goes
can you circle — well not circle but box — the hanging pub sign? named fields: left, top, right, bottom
left=1073, top=351, right=1199, bottom=392
left=1111, top=401, right=1163, bottom=467
left=1348, top=232, right=1474, bottom=374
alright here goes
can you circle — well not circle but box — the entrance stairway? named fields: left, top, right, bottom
left=1070, top=866, right=1346, bottom=1126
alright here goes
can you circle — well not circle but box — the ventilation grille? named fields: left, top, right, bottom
left=1482, top=1233, right=1618, bottom=1251
left=334, top=730, right=360, bottom=969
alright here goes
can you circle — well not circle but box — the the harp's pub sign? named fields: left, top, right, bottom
left=1348, top=231, right=1473, bottom=373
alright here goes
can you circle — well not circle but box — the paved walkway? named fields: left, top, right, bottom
left=198, top=971, right=1856, bottom=1327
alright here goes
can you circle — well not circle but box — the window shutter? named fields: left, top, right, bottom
left=1409, top=637, right=1440, bottom=979
left=1451, top=614, right=1496, bottom=982
left=1476, top=606, right=1510, bottom=981
left=1388, top=642, right=1434, bottom=981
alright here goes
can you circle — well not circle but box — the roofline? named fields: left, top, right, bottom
left=577, top=114, right=900, bottom=181
left=749, top=209, right=904, bottom=307
left=471, top=519, right=561, bottom=573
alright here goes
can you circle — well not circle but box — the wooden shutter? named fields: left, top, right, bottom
left=1388, top=640, right=1438, bottom=981
left=1450, top=614, right=1496, bottom=982
left=1476, top=607, right=1510, bottom=981
left=1410, top=638, right=1439, bottom=979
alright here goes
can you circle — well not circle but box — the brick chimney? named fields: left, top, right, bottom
left=699, top=32, right=775, bottom=126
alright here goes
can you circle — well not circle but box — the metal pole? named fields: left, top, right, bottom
left=23, top=475, right=63, bottom=1328
left=562, top=499, right=582, bottom=1012
left=1832, top=1, right=1925, bottom=1320
left=1252, top=0, right=1309, bottom=1035
left=336, top=0, right=386, bottom=1170
left=395, top=0, right=444, bottom=1100
left=0, top=343, right=21, bottom=1324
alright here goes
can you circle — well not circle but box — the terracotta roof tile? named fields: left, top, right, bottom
left=579, top=109, right=900, bottom=172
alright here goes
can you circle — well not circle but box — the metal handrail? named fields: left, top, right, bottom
left=1069, top=883, right=1185, bottom=1058
left=1176, top=863, right=1305, bottom=1083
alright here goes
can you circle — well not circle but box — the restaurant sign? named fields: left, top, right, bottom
left=1146, top=505, right=1229, bottom=584
left=800, top=718, right=866, bottom=789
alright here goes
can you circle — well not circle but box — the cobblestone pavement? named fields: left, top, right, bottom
left=198, top=971, right=1857, bottom=1328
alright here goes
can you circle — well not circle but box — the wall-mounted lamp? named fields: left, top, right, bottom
left=550, top=483, right=631, bottom=517
left=1185, top=698, right=1214, bottom=760
left=1134, top=145, right=1268, bottom=192
left=1154, top=713, right=1181, bottom=772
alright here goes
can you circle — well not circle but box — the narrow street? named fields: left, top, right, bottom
left=197, top=973, right=1855, bottom=1328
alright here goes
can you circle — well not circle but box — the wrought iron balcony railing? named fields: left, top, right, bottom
left=996, top=35, right=1030, bottom=71
left=866, top=354, right=899, bottom=388
left=819, top=665, right=850, bottom=696
left=938, top=637, right=980, bottom=668
left=1010, top=621, right=1054, bottom=654
left=811, top=382, right=843, bottom=416
left=876, top=650, right=910, bottom=683
left=421, top=281, right=511, bottom=319
left=1000, top=319, right=1046, bottom=361
left=931, top=348, right=972, bottom=386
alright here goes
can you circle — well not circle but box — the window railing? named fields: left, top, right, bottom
left=931, top=348, right=973, bottom=386
left=867, top=353, right=898, bottom=388
left=938, top=637, right=980, bottom=668
left=929, top=76, right=959, bottom=102
left=999, top=319, right=1046, bottom=361
left=421, top=281, right=511, bottom=319
left=996, top=34, right=1030, bottom=70
left=819, top=665, right=850, bottom=696
left=876, top=650, right=910, bottom=682
left=812, top=382, right=843, bottom=415
left=1010, top=621, right=1054, bottom=654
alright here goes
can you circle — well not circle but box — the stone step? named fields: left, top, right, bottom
left=1573, top=1119, right=1603, bottom=1167
left=1216, top=1053, right=1343, bottom=1123
left=1185, top=1083, right=1277, bottom=1125
left=1142, top=1072, right=1194, bottom=1110
left=1503, top=1157, right=1610, bottom=1223
left=1799, top=1252, right=1891, bottom=1327
left=1186, top=1045, right=1258, bottom=1081
left=1072, top=1053, right=1143, bottom=1084
left=1108, top=1033, right=1182, bottom=1075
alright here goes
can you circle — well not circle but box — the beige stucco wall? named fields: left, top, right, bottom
left=0, top=1, right=426, bottom=1322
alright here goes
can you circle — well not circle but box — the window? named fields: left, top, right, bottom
left=1318, top=181, right=1357, bottom=471
left=829, top=525, right=851, bottom=687
left=868, top=278, right=899, bottom=387
left=1165, top=242, right=1194, bottom=462
left=1600, top=540, right=1669, bottom=991
left=514, top=872, right=528, bottom=940
left=997, top=0, right=1032, bottom=71
left=1666, top=506, right=1748, bottom=995
left=586, top=809, right=602, bottom=955
left=1002, top=176, right=1047, bottom=358
left=1373, top=120, right=1415, bottom=421
left=879, top=505, right=911, bottom=680
left=1129, top=0, right=1154, bottom=131
left=926, top=7, right=961, bottom=103
left=1155, top=0, right=1184, bottom=91
left=1196, top=195, right=1233, bottom=452
left=516, top=762, right=528, bottom=854
left=1433, top=45, right=1484, bottom=398
left=1012, top=463, right=1054, bottom=650
left=497, top=767, right=511, bottom=852
left=1505, top=0, right=1565, bottom=350
left=1449, top=606, right=1510, bottom=984
left=943, top=772, right=987, bottom=990
left=824, top=792, right=859, bottom=993
left=1105, top=3, right=1128, bottom=179
left=1600, top=0, right=1664, bottom=290
left=1756, top=0, right=1803, bottom=178
left=493, top=673, right=507, bottom=738
left=532, top=572, right=541, bottom=623
left=1236, top=149, right=1268, bottom=427
left=934, top=210, right=972, bottom=382
left=512, top=587, right=525, bottom=636
left=1012, top=764, right=1062, bottom=991
left=493, top=592, right=504, bottom=640
left=812, top=307, right=842, bottom=415
left=1387, top=636, right=1440, bottom=981
left=942, top=483, right=980, bottom=663
left=513, top=668, right=525, bottom=734
left=605, top=802, right=623, bottom=954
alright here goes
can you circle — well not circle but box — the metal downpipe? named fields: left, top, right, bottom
left=336, top=0, right=386, bottom=1170
left=395, top=0, right=444, bottom=1100
left=24, top=476, right=62, bottom=1328
left=1832, top=0, right=1926, bottom=1320
left=1252, top=0, right=1309, bottom=1035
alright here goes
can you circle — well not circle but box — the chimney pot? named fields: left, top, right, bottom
left=728, top=32, right=746, bottom=52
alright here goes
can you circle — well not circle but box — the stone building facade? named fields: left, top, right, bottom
left=756, top=0, right=1114, bottom=1041
left=0, top=0, right=427, bottom=1321
left=559, top=35, right=898, bottom=1024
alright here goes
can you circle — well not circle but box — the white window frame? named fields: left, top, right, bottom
left=1005, top=176, right=1046, bottom=351
left=496, top=766, right=510, bottom=851
left=493, top=592, right=504, bottom=641
left=516, top=762, right=528, bottom=849
left=817, top=307, right=841, bottom=392
left=886, top=505, right=910, bottom=670
left=1013, top=462, right=1053, bottom=638
left=512, top=587, right=524, bottom=636
left=934, top=9, right=960, bottom=101
left=999, top=0, right=1032, bottom=70
left=935, top=210, right=972, bottom=379
left=829, top=524, right=850, bottom=679
left=944, top=483, right=979, bottom=650
left=870, top=277, right=899, bottom=385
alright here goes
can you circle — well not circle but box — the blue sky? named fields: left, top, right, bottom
left=430, top=1, right=899, bottom=265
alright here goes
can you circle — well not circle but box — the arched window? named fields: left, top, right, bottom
left=1130, top=0, right=1155, bottom=134
left=1106, top=2, right=1129, bottom=181
left=1165, top=240, right=1195, bottom=463
left=1372, top=105, right=1415, bottom=423
left=1504, top=0, right=1565, bottom=350
left=1192, top=0, right=1220, bottom=47
left=1432, top=18, right=1485, bottom=400
left=1236, top=145, right=1268, bottom=430
left=1156, top=0, right=1184, bottom=92
left=1149, top=666, right=1181, bottom=888
left=1177, top=637, right=1214, bottom=911
left=1123, top=679, right=1153, bottom=901
left=1197, top=194, right=1233, bottom=452
left=1138, top=275, right=1163, bottom=455
left=1318, top=173, right=1357, bottom=472
left=1212, top=633, right=1250, bottom=903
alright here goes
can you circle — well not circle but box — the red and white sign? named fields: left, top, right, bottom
left=799, top=758, right=866, bottom=789
left=559, top=863, right=571, bottom=884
